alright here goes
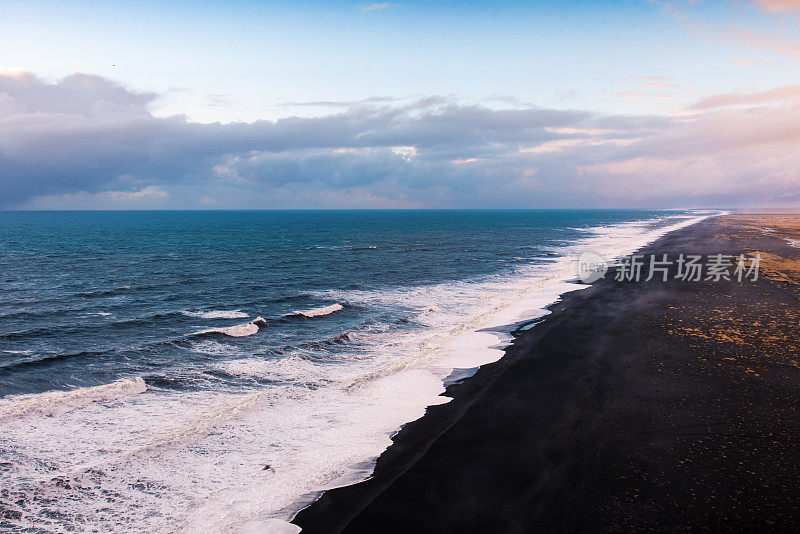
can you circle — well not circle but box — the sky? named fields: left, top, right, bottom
left=1, top=0, right=799, bottom=209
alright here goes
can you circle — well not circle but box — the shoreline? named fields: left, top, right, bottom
left=0, top=210, right=716, bottom=533
left=275, top=211, right=720, bottom=527
left=293, top=215, right=800, bottom=532
left=282, top=211, right=717, bottom=526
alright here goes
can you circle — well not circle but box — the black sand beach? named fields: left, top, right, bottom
left=294, top=215, right=800, bottom=532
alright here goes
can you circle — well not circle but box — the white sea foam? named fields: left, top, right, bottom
left=312, top=210, right=723, bottom=387
left=218, top=356, right=324, bottom=385
left=182, top=309, right=250, bottom=319
left=0, top=377, right=146, bottom=421
left=188, top=339, right=248, bottom=357
left=288, top=303, right=343, bottom=318
left=194, top=317, right=267, bottom=337
left=0, top=370, right=446, bottom=533
left=0, top=210, right=725, bottom=533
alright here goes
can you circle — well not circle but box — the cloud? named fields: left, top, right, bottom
left=753, top=0, right=800, bottom=12
left=24, top=186, right=170, bottom=210
left=609, top=76, right=696, bottom=110
left=719, top=24, right=800, bottom=59
left=2, top=70, right=800, bottom=209
left=651, top=0, right=800, bottom=60
left=0, top=69, right=156, bottom=115
left=691, top=84, right=800, bottom=109
left=106, top=185, right=169, bottom=201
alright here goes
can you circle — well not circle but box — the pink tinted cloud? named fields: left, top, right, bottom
left=754, top=0, right=800, bottom=12
left=691, top=84, right=800, bottom=109
left=721, top=25, right=800, bottom=58
left=577, top=97, right=800, bottom=205
left=655, top=1, right=800, bottom=60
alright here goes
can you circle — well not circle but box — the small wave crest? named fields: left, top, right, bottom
left=181, top=309, right=250, bottom=319
left=287, top=303, right=343, bottom=318
left=193, top=317, right=267, bottom=338
left=0, top=377, right=146, bottom=421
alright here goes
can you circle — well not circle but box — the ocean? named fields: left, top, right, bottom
left=0, top=209, right=714, bottom=532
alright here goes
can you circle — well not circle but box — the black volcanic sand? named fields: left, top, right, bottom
left=293, top=217, right=800, bottom=533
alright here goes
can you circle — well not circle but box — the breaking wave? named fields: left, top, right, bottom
left=181, top=309, right=250, bottom=319
left=193, top=317, right=267, bottom=338
left=287, top=303, right=343, bottom=318
left=0, top=377, right=146, bottom=421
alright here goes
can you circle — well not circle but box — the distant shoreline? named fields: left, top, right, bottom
left=294, top=215, right=800, bottom=532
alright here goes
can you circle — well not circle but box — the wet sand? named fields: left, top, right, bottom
left=294, top=215, right=800, bottom=533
